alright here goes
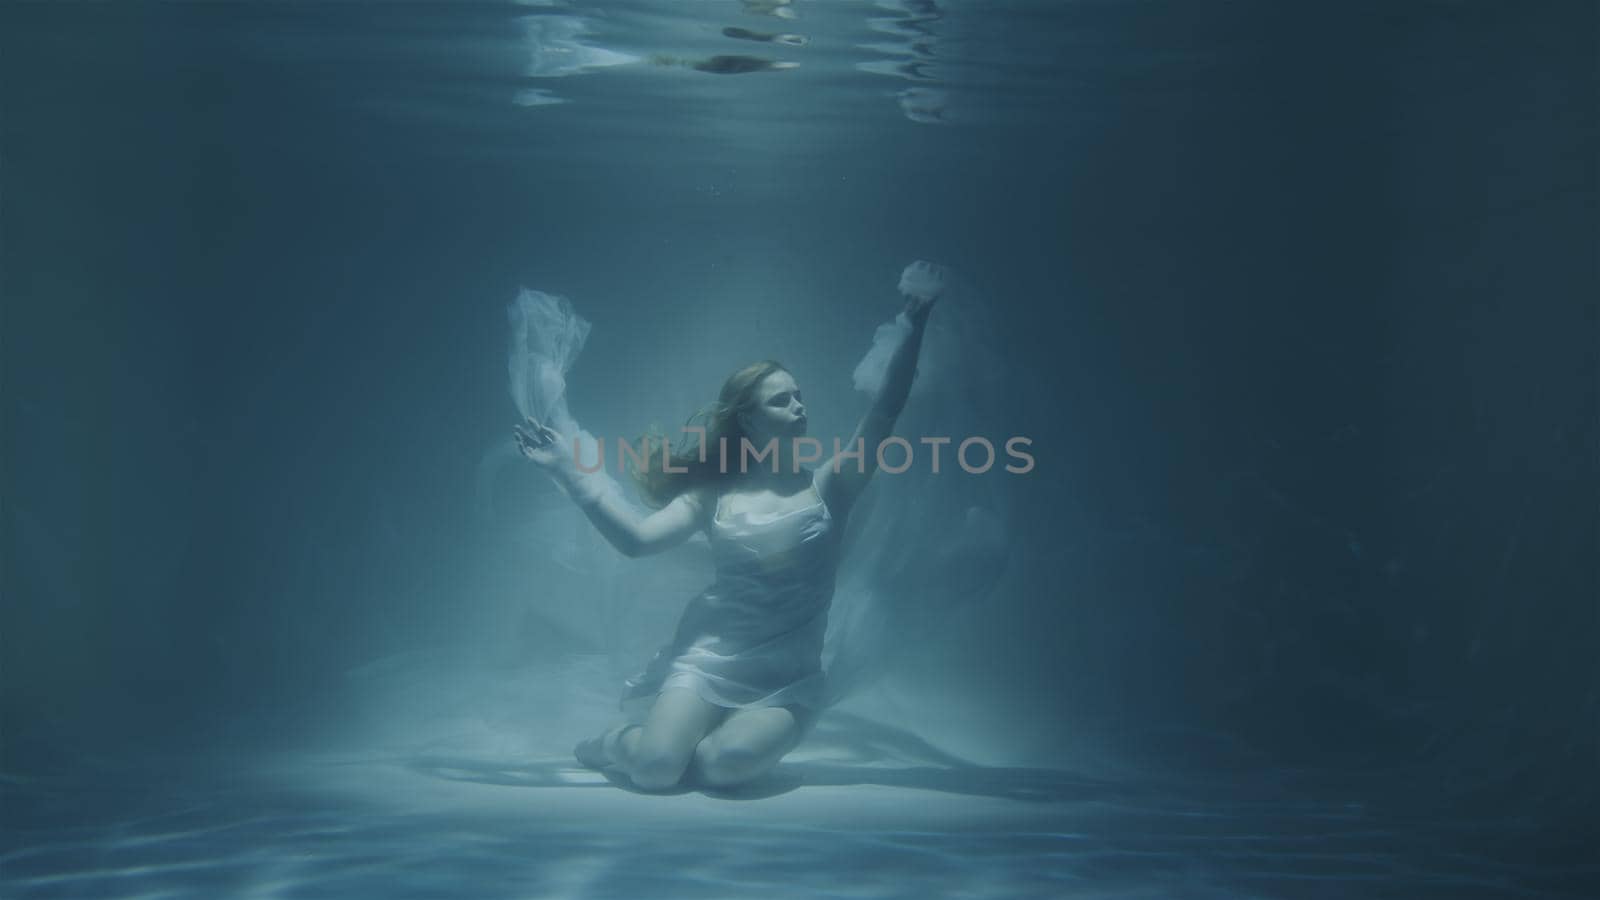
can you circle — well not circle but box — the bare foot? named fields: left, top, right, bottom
left=574, top=723, right=634, bottom=770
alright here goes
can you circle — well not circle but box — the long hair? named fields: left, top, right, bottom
left=630, top=359, right=788, bottom=509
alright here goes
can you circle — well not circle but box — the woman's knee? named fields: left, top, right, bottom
left=692, top=737, right=772, bottom=787
left=624, top=687, right=726, bottom=790
left=627, top=739, right=697, bottom=787
left=692, top=742, right=750, bottom=787
left=624, top=730, right=700, bottom=784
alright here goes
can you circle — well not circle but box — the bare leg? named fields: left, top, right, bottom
left=690, top=705, right=808, bottom=788
left=577, top=687, right=727, bottom=791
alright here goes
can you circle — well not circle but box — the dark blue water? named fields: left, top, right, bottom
left=2, top=1, right=1595, bottom=897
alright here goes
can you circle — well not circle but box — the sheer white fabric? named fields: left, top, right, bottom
left=507, top=287, right=589, bottom=433
left=505, top=287, right=626, bottom=508
left=621, top=476, right=840, bottom=718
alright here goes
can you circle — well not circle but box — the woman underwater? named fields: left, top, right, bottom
left=513, top=262, right=942, bottom=791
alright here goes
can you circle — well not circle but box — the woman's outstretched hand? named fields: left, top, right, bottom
left=898, top=260, right=944, bottom=326
left=513, top=416, right=572, bottom=470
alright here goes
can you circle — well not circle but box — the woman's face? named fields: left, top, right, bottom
left=740, top=370, right=807, bottom=444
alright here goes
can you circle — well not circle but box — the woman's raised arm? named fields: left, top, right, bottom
left=817, top=261, right=942, bottom=519
left=515, top=420, right=711, bottom=558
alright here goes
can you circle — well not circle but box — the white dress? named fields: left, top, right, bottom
left=620, top=470, right=841, bottom=716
